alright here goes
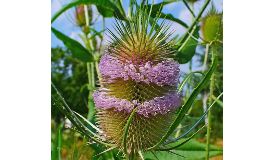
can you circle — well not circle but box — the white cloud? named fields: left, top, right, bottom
left=165, top=2, right=177, bottom=11
left=178, top=9, right=191, bottom=26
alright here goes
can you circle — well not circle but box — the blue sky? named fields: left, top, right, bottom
left=51, top=0, right=223, bottom=73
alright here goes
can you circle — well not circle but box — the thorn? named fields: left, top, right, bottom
left=85, top=141, right=96, bottom=146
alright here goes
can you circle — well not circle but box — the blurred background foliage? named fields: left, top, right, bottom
left=51, top=47, right=89, bottom=124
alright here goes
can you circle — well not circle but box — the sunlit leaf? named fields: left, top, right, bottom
left=51, top=27, right=94, bottom=62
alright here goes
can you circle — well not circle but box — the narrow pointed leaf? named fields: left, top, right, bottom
left=123, top=107, right=138, bottom=157
left=73, top=111, right=103, bottom=133
left=143, top=139, right=222, bottom=160
left=51, top=27, right=94, bottom=62
left=51, top=121, right=65, bottom=160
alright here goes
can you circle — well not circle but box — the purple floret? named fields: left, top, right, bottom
left=99, top=52, right=180, bottom=86
left=93, top=90, right=182, bottom=117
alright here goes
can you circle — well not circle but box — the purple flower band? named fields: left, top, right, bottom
left=99, top=52, right=180, bottom=86
left=93, top=90, right=182, bottom=117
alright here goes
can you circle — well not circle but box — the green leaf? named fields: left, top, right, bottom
left=174, top=26, right=199, bottom=64
left=159, top=12, right=188, bottom=29
left=110, top=1, right=127, bottom=20
left=143, top=139, right=222, bottom=160
left=147, top=55, right=218, bottom=151
left=51, top=121, right=65, bottom=160
left=113, top=0, right=126, bottom=18
left=51, top=27, right=94, bottom=62
left=123, top=107, right=138, bottom=158
left=73, top=111, right=102, bottom=133
left=96, top=5, right=113, bottom=17
left=51, top=0, right=115, bottom=23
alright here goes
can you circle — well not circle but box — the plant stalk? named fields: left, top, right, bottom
left=176, top=2, right=195, bottom=138
left=203, top=44, right=209, bottom=72
left=205, top=44, right=217, bottom=160
left=202, top=43, right=210, bottom=125
left=84, top=5, right=96, bottom=123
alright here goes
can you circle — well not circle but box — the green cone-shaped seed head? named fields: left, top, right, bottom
left=201, top=4, right=223, bottom=43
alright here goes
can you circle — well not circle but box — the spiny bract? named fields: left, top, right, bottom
left=92, top=6, right=182, bottom=157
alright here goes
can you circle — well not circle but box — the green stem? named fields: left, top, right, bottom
left=98, top=18, right=105, bottom=55
left=190, top=2, right=194, bottom=22
left=95, top=18, right=105, bottom=81
left=87, top=63, right=92, bottom=88
left=186, top=60, right=192, bottom=98
left=84, top=5, right=96, bottom=123
left=202, top=44, right=209, bottom=72
left=91, top=62, right=95, bottom=87
left=205, top=44, right=217, bottom=160
left=202, top=44, right=210, bottom=125
left=84, top=5, right=89, bottom=27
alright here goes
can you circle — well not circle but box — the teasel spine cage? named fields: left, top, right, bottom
left=92, top=3, right=183, bottom=158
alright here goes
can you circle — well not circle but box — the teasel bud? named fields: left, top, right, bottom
left=92, top=6, right=182, bottom=158
left=201, top=4, right=223, bottom=44
left=74, top=4, right=92, bottom=27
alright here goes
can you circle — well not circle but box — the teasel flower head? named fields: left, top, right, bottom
left=92, top=4, right=183, bottom=158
